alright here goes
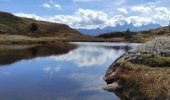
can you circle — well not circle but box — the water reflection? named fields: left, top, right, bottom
left=0, top=43, right=76, bottom=65
left=0, top=42, right=139, bottom=100
left=51, top=46, right=125, bottom=67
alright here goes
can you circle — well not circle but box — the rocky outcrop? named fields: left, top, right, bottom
left=103, top=37, right=170, bottom=100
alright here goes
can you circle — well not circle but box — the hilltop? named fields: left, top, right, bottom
left=0, top=11, right=81, bottom=36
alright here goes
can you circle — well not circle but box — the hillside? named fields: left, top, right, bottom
left=97, top=26, right=170, bottom=43
left=0, top=11, right=81, bottom=36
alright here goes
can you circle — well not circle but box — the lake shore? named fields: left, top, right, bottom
left=0, top=34, right=151, bottom=44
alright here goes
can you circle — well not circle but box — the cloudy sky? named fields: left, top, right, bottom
left=0, top=0, right=170, bottom=29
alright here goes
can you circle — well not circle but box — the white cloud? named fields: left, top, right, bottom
left=43, top=66, right=61, bottom=75
left=42, top=3, right=51, bottom=8
left=49, top=0, right=53, bottom=3
left=14, top=13, right=45, bottom=21
left=42, top=1, right=62, bottom=10
left=117, top=8, right=128, bottom=14
left=49, top=9, right=109, bottom=29
left=50, top=46, right=124, bottom=67
left=43, top=66, right=51, bottom=73
left=126, top=16, right=155, bottom=27
left=54, top=4, right=62, bottom=10
left=130, top=6, right=170, bottom=25
left=131, top=6, right=152, bottom=14
left=107, top=15, right=126, bottom=26
left=154, top=7, right=170, bottom=20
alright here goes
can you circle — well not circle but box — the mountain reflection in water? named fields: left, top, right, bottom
left=0, top=42, right=77, bottom=65
left=0, top=42, right=139, bottom=100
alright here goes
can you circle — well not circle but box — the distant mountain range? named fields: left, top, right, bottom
left=77, top=23, right=161, bottom=36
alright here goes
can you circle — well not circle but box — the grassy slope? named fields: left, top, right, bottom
left=0, top=11, right=81, bottom=36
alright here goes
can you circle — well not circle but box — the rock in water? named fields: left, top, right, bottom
left=103, top=37, right=170, bottom=100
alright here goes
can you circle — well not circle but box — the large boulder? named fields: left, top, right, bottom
left=103, top=37, right=170, bottom=100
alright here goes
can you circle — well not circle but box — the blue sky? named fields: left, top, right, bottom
left=0, top=0, right=170, bottom=29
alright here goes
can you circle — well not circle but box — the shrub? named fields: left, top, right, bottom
left=30, top=23, right=38, bottom=32
left=125, top=28, right=132, bottom=38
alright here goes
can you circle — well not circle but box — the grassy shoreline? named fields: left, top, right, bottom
left=0, top=34, right=148, bottom=44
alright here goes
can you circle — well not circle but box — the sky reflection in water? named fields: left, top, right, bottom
left=0, top=42, right=139, bottom=100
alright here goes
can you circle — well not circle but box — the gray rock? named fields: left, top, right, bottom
left=133, top=37, right=170, bottom=56
left=114, top=36, right=170, bottom=66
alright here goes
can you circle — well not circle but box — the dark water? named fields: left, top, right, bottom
left=0, top=42, right=139, bottom=100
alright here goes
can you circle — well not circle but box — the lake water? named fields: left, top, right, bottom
left=0, top=42, right=139, bottom=100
